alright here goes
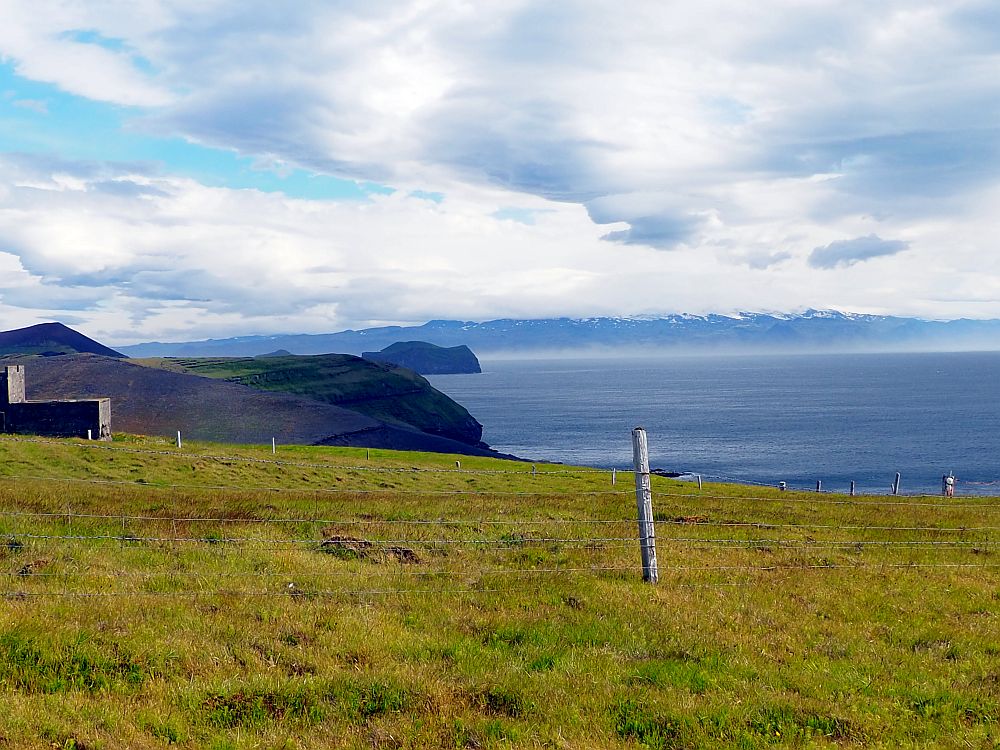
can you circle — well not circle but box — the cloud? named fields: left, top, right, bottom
left=809, top=235, right=910, bottom=269
left=599, top=214, right=704, bottom=249
left=1, top=2, right=1000, bottom=337
left=9, top=1, right=998, bottom=231
left=737, top=250, right=793, bottom=270
left=12, top=98, right=47, bottom=114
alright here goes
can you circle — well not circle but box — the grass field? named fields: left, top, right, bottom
left=0, top=434, right=998, bottom=748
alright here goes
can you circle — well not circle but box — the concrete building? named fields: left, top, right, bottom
left=0, top=365, right=111, bottom=439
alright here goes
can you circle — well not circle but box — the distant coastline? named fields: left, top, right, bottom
left=116, top=311, right=1000, bottom=359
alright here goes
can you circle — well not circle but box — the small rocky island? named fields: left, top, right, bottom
left=362, top=341, right=482, bottom=375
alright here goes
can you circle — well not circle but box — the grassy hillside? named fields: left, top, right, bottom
left=0, top=434, right=998, bottom=748
left=136, top=354, right=485, bottom=447
left=3, top=354, right=497, bottom=457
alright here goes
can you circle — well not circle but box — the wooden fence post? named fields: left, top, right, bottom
left=272, top=437, right=276, bottom=455
left=892, top=472, right=901, bottom=495
left=697, top=475, right=703, bottom=491
left=176, top=431, right=182, bottom=449
left=850, top=480, right=856, bottom=497
left=816, top=480, right=822, bottom=492
left=612, top=468, right=616, bottom=486
left=631, top=427, right=658, bottom=584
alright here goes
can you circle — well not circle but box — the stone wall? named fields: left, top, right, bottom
left=1, top=365, right=111, bottom=439
left=0, top=365, right=25, bottom=404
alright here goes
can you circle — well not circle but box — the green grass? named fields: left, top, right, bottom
left=0, top=434, right=998, bottom=748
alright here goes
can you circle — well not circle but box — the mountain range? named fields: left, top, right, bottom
left=117, top=311, right=1000, bottom=358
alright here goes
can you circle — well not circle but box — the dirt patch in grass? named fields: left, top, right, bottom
left=318, top=534, right=420, bottom=564
left=16, top=558, right=49, bottom=577
left=470, top=686, right=534, bottom=718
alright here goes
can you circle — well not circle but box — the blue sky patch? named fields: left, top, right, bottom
left=493, top=207, right=544, bottom=225
left=410, top=190, right=444, bottom=203
left=0, top=62, right=394, bottom=201
left=60, top=29, right=128, bottom=51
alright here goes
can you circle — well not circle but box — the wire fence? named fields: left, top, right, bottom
left=2, top=431, right=1000, bottom=600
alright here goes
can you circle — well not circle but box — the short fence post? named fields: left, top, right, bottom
left=532, top=464, right=537, bottom=478
left=850, top=480, right=856, bottom=497
left=697, top=474, right=703, bottom=491
left=612, top=468, right=616, bottom=486
left=87, top=429, right=92, bottom=441
left=456, top=460, right=461, bottom=469
left=892, top=472, right=901, bottom=495
left=631, top=427, right=658, bottom=584
left=816, top=480, right=822, bottom=492
left=176, top=431, right=182, bottom=449
left=366, top=448, right=370, bottom=461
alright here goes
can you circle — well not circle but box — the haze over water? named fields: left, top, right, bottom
left=429, top=352, right=1000, bottom=496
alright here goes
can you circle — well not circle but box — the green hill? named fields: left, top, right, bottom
left=136, top=353, right=485, bottom=447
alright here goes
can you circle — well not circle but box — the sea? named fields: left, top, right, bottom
left=428, top=351, right=1000, bottom=496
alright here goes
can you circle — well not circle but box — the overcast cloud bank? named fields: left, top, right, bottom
left=1, top=1, right=999, bottom=342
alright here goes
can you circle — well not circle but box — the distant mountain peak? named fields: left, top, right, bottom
left=0, top=322, right=124, bottom=358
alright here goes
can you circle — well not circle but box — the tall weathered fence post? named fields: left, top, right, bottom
left=892, top=472, right=901, bottom=495
left=850, top=480, right=856, bottom=497
left=697, top=474, right=703, bottom=491
left=631, top=427, right=659, bottom=584
left=176, top=430, right=182, bottom=449
left=612, top=468, right=616, bottom=486
left=272, top=437, right=276, bottom=455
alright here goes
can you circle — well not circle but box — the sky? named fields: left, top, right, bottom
left=0, top=1, right=999, bottom=345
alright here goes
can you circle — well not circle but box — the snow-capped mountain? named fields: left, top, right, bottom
left=118, top=311, right=1000, bottom=358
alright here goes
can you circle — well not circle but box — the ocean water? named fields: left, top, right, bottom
left=428, top=352, right=1000, bottom=496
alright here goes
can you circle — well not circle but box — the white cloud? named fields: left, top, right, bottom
left=1, top=1, right=1000, bottom=338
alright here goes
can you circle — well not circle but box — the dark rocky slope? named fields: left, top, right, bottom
left=0, top=322, right=124, bottom=358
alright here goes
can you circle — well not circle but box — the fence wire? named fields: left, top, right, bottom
left=3, top=435, right=1000, bottom=602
